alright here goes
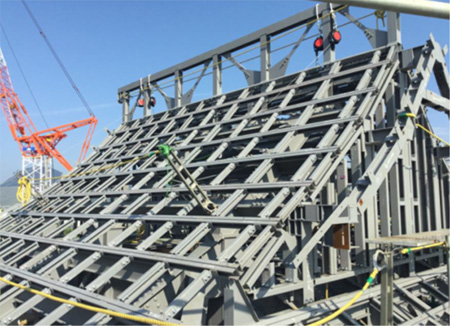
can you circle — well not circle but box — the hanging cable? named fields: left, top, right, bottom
left=0, top=24, right=49, bottom=128
left=21, top=0, right=95, bottom=117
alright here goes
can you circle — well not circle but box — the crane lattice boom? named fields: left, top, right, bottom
left=0, top=47, right=97, bottom=172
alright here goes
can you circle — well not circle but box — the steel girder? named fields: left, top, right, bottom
left=0, top=15, right=449, bottom=326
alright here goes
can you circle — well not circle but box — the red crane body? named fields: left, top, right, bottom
left=0, top=48, right=97, bottom=171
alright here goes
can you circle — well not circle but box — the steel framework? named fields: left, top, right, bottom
left=0, top=3, right=448, bottom=325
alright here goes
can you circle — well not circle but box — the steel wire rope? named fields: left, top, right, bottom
left=21, top=0, right=95, bottom=117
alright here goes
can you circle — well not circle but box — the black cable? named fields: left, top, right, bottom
left=0, top=24, right=50, bottom=128
left=21, top=0, right=95, bottom=117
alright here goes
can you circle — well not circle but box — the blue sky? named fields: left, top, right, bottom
left=0, top=0, right=449, bottom=182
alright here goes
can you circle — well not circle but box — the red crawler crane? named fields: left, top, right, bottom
left=0, top=48, right=97, bottom=191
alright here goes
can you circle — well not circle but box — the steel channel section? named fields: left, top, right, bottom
left=0, top=231, right=237, bottom=275
left=291, top=43, right=436, bottom=269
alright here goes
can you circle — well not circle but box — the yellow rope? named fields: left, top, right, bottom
left=16, top=176, right=32, bottom=206
left=415, top=123, right=450, bottom=146
left=308, top=241, right=447, bottom=325
left=309, top=268, right=379, bottom=326
left=401, top=241, right=446, bottom=254
left=0, top=276, right=180, bottom=325
left=397, top=113, right=450, bottom=146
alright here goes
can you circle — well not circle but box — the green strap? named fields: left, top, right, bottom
left=158, top=144, right=172, bottom=158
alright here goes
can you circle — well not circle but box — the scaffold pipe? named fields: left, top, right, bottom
left=313, top=0, right=450, bottom=20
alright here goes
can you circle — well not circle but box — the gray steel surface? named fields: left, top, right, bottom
left=0, top=4, right=449, bottom=325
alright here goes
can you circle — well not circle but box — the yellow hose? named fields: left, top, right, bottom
left=16, top=177, right=32, bottom=206
left=0, top=276, right=180, bottom=325
left=397, top=113, right=450, bottom=146
left=401, top=241, right=446, bottom=254
left=309, top=242, right=447, bottom=325
left=415, top=124, right=450, bottom=146
left=308, top=268, right=379, bottom=326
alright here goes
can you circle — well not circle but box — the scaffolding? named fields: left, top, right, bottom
left=22, top=156, right=52, bottom=193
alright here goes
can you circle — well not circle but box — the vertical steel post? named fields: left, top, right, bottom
left=322, top=5, right=336, bottom=63
left=175, top=70, right=183, bottom=107
left=447, top=235, right=450, bottom=299
left=260, top=35, right=270, bottom=82
left=213, top=55, right=222, bottom=96
left=223, top=287, right=234, bottom=325
left=122, top=93, right=130, bottom=123
left=388, top=12, right=401, bottom=45
left=380, top=246, right=394, bottom=326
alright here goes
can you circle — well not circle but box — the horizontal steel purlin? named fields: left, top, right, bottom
left=0, top=231, right=238, bottom=275
left=55, top=146, right=335, bottom=185
left=43, top=180, right=313, bottom=198
left=12, top=211, right=281, bottom=226
left=82, top=87, right=376, bottom=167
left=65, top=121, right=353, bottom=182
left=114, top=59, right=388, bottom=139
left=97, top=106, right=351, bottom=154
left=2, top=31, right=448, bottom=326
left=0, top=263, right=177, bottom=324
